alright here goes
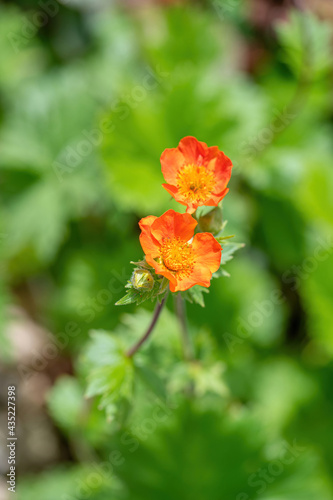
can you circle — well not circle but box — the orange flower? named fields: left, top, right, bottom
left=161, top=136, right=233, bottom=214
left=139, top=209, right=221, bottom=292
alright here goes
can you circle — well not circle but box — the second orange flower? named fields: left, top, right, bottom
left=161, top=136, right=233, bottom=214
left=139, top=209, right=221, bottom=292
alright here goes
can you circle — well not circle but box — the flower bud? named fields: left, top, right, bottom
left=197, top=206, right=223, bottom=234
left=131, top=269, right=154, bottom=291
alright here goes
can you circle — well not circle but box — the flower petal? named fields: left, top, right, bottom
left=151, top=209, right=197, bottom=243
left=163, top=184, right=197, bottom=213
left=160, top=148, right=185, bottom=184
left=170, top=262, right=212, bottom=292
left=178, top=136, right=207, bottom=165
left=139, top=216, right=160, bottom=257
left=213, top=152, right=233, bottom=191
left=203, top=146, right=220, bottom=167
left=185, top=202, right=198, bottom=214
left=192, top=232, right=222, bottom=273
left=204, top=187, right=229, bottom=207
left=160, top=137, right=233, bottom=214
left=162, top=183, right=183, bottom=202
left=145, top=254, right=177, bottom=286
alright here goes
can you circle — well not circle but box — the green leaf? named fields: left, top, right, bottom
left=209, top=240, right=244, bottom=280
left=47, top=376, right=84, bottom=433
left=213, top=268, right=230, bottom=278
left=275, top=10, right=333, bottom=80
left=114, top=404, right=333, bottom=500
left=182, top=285, right=209, bottom=308
left=84, top=330, right=122, bottom=366
left=0, top=69, right=109, bottom=266
left=135, top=364, right=167, bottom=401
left=83, top=330, right=134, bottom=420
left=18, top=464, right=123, bottom=500
left=0, top=6, right=43, bottom=92
left=168, top=361, right=228, bottom=398
left=219, top=241, right=245, bottom=265
left=115, top=288, right=142, bottom=306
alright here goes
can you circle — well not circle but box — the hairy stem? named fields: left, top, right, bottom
left=126, top=295, right=168, bottom=357
left=175, top=293, right=195, bottom=361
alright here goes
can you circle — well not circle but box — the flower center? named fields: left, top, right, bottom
left=160, top=237, right=194, bottom=272
left=177, top=164, right=215, bottom=203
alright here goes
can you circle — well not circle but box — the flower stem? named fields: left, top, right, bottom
left=126, top=295, right=168, bottom=357
left=175, top=293, right=195, bottom=361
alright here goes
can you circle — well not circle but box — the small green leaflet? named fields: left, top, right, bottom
left=84, top=330, right=134, bottom=421
left=182, top=285, right=209, bottom=308
left=219, top=241, right=245, bottom=265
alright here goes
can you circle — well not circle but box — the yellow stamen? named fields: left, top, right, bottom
left=160, top=237, right=194, bottom=277
left=177, top=164, right=215, bottom=203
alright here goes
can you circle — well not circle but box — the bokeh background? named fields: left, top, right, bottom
left=1, top=0, right=333, bottom=498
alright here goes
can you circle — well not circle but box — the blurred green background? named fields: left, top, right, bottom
left=1, top=0, right=333, bottom=498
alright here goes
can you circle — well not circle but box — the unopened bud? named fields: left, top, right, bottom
left=131, top=269, right=154, bottom=291
left=198, top=206, right=223, bottom=234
